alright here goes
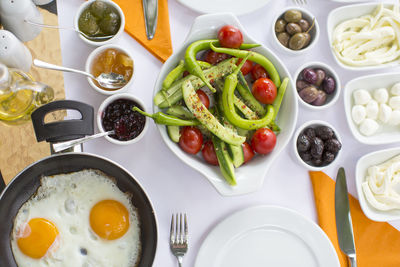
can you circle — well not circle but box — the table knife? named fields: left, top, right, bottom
left=335, top=167, right=357, bottom=267
left=142, top=0, right=158, bottom=40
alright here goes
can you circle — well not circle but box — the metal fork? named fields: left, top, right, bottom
left=292, top=0, right=307, bottom=5
left=170, top=213, right=188, bottom=267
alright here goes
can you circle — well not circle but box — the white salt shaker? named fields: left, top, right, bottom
left=0, top=30, right=32, bottom=73
left=0, top=0, right=43, bottom=42
left=33, top=0, right=54, bottom=5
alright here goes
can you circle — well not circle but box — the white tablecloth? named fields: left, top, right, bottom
left=57, top=0, right=400, bottom=265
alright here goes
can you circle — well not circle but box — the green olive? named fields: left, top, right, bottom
left=284, top=10, right=302, bottom=23
left=90, top=0, right=108, bottom=18
left=298, top=19, right=310, bottom=32
left=78, top=9, right=99, bottom=36
left=286, top=23, right=302, bottom=35
left=289, top=33, right=307, bottom=50
left=275, top=19, right=287, bottom=33
left=303, top=32, right=311, bottom=47
left=99, top=11, right=120, bottom=35
left=277, top=32, right=290, bottom=47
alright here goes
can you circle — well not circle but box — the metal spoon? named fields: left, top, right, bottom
left=52, top=130, right=115, bottom=153
left=24, top=19, right=114, bottom=41
left=33, top=59, right=127, bottom=89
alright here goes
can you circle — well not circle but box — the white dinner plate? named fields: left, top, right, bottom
left=176, top=0, right=271, bottom=16
left=195, top=206, right=339, bottom=267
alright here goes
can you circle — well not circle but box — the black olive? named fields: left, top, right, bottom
left=325, top=138, right=342, bottom=154
left=311, top=90, right=327, bottom=106
left=304, top=127, right=316, bottom=139
left=310, top=137, right=324, bottom=159
left=300, top=151, right=312, bottom=162
left=314, top=69, right=326, bottom=87
left=322, top=151, right=335, bottom=164
left=299, top=86, right=318, bottom=103
left=315, top=126, right=334, bottom=140
left=296, top=80, right=309, bottom=91
left=323, top=76, right=336, bottom=95
left=297, top=134, right=311, bottom=152
left=312, top=158, right=323, bottom=166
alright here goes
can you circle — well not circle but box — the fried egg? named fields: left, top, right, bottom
left=11, top=169, right=141, bottom=267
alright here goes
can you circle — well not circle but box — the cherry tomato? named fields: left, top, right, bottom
left=251, top=128, right=277, bottom=154
left=251, top=64, right=269, bottom=80
left=202, top=140, right=219, bottom=165
left=179, top=127, right=203, bottom=154
left=203, top=50, right=230, bottom=65
left=196, top=90, right=210, bottom=109
left=218, top=25, right=243, bottom=48
left=237, top=59, right=253, bottom=76
left=252, top=78, right=277, bottom=104
left=242, top=142, right=255, bottom=163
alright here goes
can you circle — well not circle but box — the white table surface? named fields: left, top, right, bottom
left=57, top=0, right=400, bottom=266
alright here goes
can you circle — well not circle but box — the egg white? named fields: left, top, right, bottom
left=11, top=169, right=141, bottom=267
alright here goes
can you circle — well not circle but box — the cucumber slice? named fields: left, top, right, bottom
left=212, top=135, right=236, bottom=186
left=167, top=125, right=180, bottom=143
left=227, top=144, right=244, bottom=168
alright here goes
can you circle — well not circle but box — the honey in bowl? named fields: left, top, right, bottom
left=91, top=48, right=133, bottom=91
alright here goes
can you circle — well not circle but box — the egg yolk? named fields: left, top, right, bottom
left=90, top=199, right=130, bottom=240
left=17, top=218, right=59, bottom=259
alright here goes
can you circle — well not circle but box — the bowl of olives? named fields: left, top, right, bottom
left=293, top=120, right=342, bottom=171
left=272, top=7, right=319, bottom=54
left=74, top=0, right=125, bottom=46
left=294, top=62, right=341, bottom=109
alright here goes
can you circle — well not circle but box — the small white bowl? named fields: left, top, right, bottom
left=74, top=0, right=125, bottom=46
left=271, top=6, right=319, bottom=56
left=344, top=72, right=400, bottom=145
left=327, top=3, right=399, bottom=71
left=293, top=120, right=342, bottom=171
left=97, top=93, right=148, bottom=145
left=85, top=44, right=135, bottom=95
left=356, top=147, right=400, bottom=221
left=294, top=61, right=341, bottom=110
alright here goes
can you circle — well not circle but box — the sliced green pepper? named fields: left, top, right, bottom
left=132, top=107, right=199, bottom=126
left=210, top=43, right=281, bottom=88
left=221, top=54, right=275, bottom=130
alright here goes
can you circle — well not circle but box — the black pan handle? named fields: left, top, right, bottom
left=0, top=171, right=5, bottom=193
left=31, top=100, right=94, bottom=143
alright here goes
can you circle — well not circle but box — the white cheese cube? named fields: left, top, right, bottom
left=353, top=89, right=371, bottom=105
left=388, top=110, right=400, bottom=125
left=379, top=103, right=392, bottom=123
left=359, top=119, right=379, bottom=136
left=366, top=100, right=379, bottom=119
left=389, top=96, right=400, bottom=110
left=390, top=83, right=400, bottom=96
left=373, top=88, right=389, bottom=104
left=352, top=105, right=366, bottom=124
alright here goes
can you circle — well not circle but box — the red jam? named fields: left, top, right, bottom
left=102, top=99, right=145, bottom=141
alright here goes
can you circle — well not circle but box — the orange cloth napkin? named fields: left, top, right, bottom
left=114, top=0, right=172, bottom=62
left=309, top=171, right=400, bottom=267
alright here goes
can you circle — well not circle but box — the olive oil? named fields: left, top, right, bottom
left=0, top=64, right=54, bottom=123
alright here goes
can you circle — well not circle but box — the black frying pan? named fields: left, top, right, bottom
left=0, top=101, right=157, bottom=266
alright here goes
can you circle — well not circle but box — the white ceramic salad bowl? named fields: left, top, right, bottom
left=152, top=13, right=298, bottom=196
left=327, top=3, right=400, bottom=71
left=344, top=72, right=400, bottom=145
